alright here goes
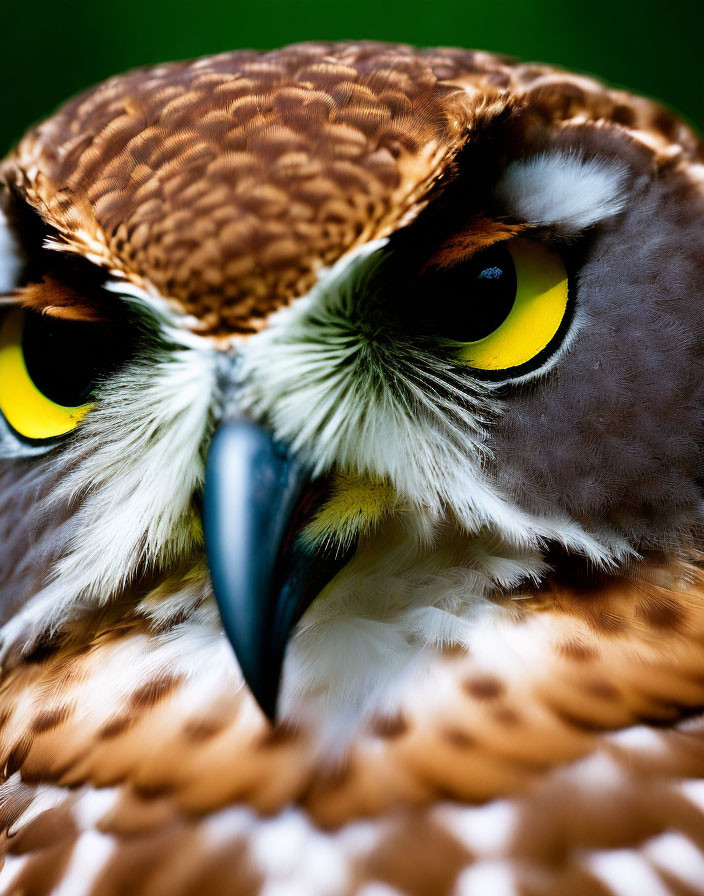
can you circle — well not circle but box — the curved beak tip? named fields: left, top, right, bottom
left=202, top=419, right=356, bottom=724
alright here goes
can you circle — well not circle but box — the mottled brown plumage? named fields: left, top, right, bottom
left=2, top=561, right=704, bottom=893
left=3, top=42, right=700, bottom=335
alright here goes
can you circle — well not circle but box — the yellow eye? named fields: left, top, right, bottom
left=429, top=238, right=570, bottom=375
left=0, top=309, right=96, bottom=441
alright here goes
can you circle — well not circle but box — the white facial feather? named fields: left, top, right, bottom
left=495, top=151, right=629, bottom=232
left=0, top=206, right=23, bottom=295
left=281, top=520, right=547, bottom=737
left=0, top=337, right=216, bottom=661
left=241, top=242, right=632, bottom=565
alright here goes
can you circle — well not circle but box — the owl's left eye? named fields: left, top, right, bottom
left=419, top=238, right=571, bottom=377
left=0, top=308, right=111, bottom=441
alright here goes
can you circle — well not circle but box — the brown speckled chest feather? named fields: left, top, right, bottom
left=1, top=564, right=704, bottom=894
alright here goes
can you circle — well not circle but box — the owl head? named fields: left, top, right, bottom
left=1, top=43, right=703, bottom=725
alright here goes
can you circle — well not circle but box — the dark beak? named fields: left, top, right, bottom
left=203, top=420, right=353, bottom=722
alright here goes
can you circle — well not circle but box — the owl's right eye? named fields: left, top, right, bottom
left=0, top=308, right=112, bottom=442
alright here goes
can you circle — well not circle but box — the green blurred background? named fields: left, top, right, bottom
left=2, top=0, right=702, bottom=154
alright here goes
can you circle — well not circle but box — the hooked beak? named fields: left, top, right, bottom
left=202, top=420, right=353, bottom=722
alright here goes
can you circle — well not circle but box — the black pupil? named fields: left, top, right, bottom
left=23, top=313, right=107, bottom=407
left=425, top=244, right=517, bottom=342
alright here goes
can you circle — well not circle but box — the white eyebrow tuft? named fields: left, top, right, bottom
left=495, top=151, right=629, bottom=232
left=0, top=207, right=23, bottom=294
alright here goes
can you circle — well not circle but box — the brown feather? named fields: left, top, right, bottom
left=3, top=43, right=700, bottom=337
left=1, top=561, right=704, bottom=893
left=16, top=277, right=109, bottom=322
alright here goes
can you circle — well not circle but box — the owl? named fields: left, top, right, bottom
left=0, top=40, right=703, bottom=896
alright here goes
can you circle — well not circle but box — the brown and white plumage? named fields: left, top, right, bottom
left=7, top=43, right=697, bottom=333
left=1, top=42, right=704, bottom=896
left=3, top=563, right=704, bottom=894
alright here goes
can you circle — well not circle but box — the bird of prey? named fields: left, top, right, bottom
left=0, top=40, right=703, bottom=896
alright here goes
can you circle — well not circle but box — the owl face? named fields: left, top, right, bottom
left=1, top=44, right=702, bottom=723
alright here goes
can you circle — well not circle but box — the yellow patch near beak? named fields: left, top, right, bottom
left=301, top=473, right=397, bottom=551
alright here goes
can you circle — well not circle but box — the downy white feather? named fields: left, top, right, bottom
left=495, top=151, right=629, bottom=232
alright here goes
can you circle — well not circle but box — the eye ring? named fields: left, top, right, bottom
left=0, top=309, right=96, bottom=442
